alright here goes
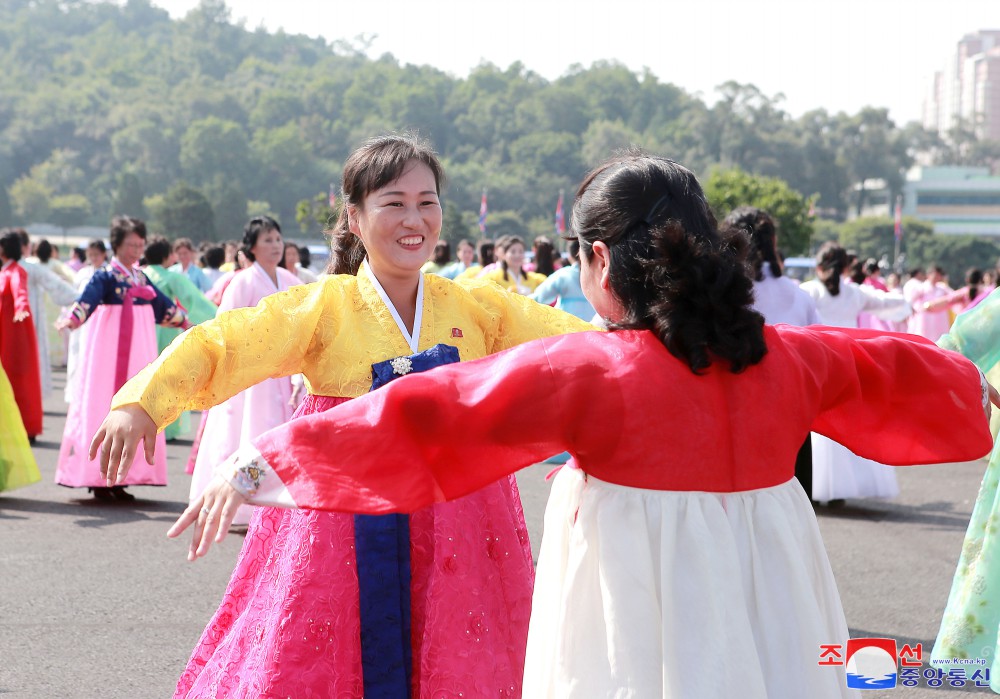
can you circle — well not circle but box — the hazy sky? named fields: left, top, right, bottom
left=151, top=0, right=998, bottom=126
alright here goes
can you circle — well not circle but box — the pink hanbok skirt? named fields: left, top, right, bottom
left=55, top=305, right=167, bottom=487
left=174, top=394, right=534, bottom=699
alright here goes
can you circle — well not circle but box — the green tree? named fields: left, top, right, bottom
left=440, top=201, right=468, bottom=247
left=295, top=192, right=336, bottom=235
left=581, top=120, right=642, bottom=167
left=836, top=108, right=911, bottom=216
left=157, top=182, right=215, bottom=240
left=49, top=194, right=91, bottom=229
left=0, top=186, right=11, bottom=225
left=483, top=210, right=530, bottom=239
left=111, top=172, right=147, bottom=220
left=179, top=117, right=251, bottom=191
left=212, top=182, right=249, bottom=240
left=29, top=148, right=88, bottom=194
left=9, top=176, right=52, bottom=224
left=703, top=168, right=813, bottom=255
left=834, top=216, right=933, bottom=268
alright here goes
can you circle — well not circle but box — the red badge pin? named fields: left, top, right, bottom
left=451, top=328, right=463, bottom=338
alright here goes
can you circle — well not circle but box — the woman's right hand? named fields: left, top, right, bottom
left=88, top=404, right=158, bottom=485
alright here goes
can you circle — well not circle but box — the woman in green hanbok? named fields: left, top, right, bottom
left=933, top=286, right=1000, bottom=692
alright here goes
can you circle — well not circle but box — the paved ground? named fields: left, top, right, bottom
left=1, top=368, right=995, bottom=697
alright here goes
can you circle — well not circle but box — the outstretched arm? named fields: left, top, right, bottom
left=169, top=333, right=601, bottom=557
left=938, top=287, right=1000, bottom=373
left=93, top=282, right=328, bottom=483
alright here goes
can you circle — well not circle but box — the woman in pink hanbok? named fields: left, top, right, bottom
left=908, top=265, right=953, bottom=341
left=188, top=216, right=301, bottom=526
left=55, top=216, right=186, bottom=501
left=857, top=259, right=900, bottom=331
left=921, top=267, right=992, bottom=319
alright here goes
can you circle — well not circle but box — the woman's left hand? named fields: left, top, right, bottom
left=168, top=476, right=249, bottom=561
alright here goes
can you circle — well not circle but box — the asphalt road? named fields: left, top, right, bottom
left=1, top=368, right=995, bottom=697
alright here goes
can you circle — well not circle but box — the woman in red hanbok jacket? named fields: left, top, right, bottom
left=0, top=229, right=43, bottom=440
left=106, top=154, right=994, bottom=699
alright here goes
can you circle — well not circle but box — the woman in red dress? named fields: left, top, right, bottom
left=0, top=229, right=43, bottom=440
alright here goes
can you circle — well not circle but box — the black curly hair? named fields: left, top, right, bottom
left=573, top=150, right=766, bottom=374
left=721, top=206, right=781, bottom=282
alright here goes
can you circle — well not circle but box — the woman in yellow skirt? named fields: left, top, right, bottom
left=0, top=360, right=41, bottom=492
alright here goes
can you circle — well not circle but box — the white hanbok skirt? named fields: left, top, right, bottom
left=811, top=434, right=900, bottom=502
left=523, top=467, right=859, bottom=698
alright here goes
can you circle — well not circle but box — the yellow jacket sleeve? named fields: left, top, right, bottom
left=112, top=281, right=330, bottom=429
left=461, top=278, right=595, bottom=352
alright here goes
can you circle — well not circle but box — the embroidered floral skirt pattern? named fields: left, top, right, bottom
left=175, top=395, right=534, bottom=698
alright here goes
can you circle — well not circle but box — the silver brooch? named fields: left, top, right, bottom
left=390, top=356, right=413, bottom=376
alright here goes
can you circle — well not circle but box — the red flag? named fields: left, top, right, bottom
left=554, top=190, right=565, bottom=235
left=894, top=197, right=902, bottom=241
left=478, top=189, right=488, bottom=234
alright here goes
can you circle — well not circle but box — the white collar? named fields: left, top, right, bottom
left=362, top=259, right=423, bottom=353
left=250, top=261, right=282, bottom=291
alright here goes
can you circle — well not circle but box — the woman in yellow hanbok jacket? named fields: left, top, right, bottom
left=96, top=134, right=591, bottom=699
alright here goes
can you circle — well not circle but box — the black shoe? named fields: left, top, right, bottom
left=110, top=486, right=136, bottom=502
left=827, top=498, right=846, bottom=508
left=90, top=487, right=115, bottom=502
left=28, top=435, right=37, bottom=445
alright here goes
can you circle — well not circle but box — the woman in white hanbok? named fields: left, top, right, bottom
left=13, top=230, right=77, bottom=395
left=801, top=242, right=912, bottom=502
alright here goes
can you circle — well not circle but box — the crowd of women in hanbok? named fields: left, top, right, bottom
left=5, top=130, right=1000, bottom=697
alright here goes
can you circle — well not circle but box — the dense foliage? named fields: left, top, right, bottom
left=2, top=0, right=999, bottom=279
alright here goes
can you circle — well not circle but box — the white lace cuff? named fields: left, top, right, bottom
left=215, top=444, right=297, bottom=508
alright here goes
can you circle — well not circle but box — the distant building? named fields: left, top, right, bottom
left=924, top=30, right=1000, bottom=142
left=905, top=166, right=1000, bottom=236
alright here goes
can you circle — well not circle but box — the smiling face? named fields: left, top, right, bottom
left=457, top=241, right=475, bottom=266
left=348, top=160, right=442, bottom=281
left=502, top=241, right=525, bottom=274
left=251, top=228, right=284, bottom=269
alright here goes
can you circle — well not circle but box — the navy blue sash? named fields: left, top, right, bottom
left=355, top=343, right=460, bottom=698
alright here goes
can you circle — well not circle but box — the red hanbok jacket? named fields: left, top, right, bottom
left=222, top=326, right=993, bottom=513
left=0, top=262, right=42, bottom=437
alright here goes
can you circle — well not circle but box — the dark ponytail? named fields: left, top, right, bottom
left=721, top=207, right=781, bottom=282
left=967, top=268, right=983, bottom=303
left=36, top=239, right=53, bottom=263
left=328, top=207, right=366, bottom=275
left=573, top=151, right=766, bottom=374
left=814, top=242, right=846, bottom=297
left=496, top=235, right=522, bottom=283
